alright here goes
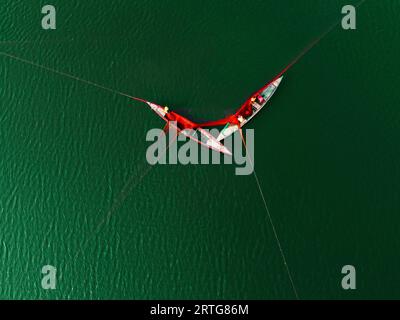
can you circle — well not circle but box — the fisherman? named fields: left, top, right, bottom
left=242, top=97, right=255, bottom=117
left=164, top=106, right=177, bottom=123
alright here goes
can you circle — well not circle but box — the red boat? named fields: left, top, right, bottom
left=133, top=75, right=283, bottom=155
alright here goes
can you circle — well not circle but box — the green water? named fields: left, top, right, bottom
left=0, top=0, right=399, bottom=299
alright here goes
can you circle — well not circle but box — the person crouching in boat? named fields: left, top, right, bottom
left=242, top=96, right=256, bottom=118
left=163, top=106, right=176, bottom=122
left=163, top=106, right=198, bottom=130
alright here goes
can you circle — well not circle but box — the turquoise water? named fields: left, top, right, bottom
left=0, top=0, right=399, bottom=299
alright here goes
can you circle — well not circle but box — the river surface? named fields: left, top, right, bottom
left=0, top=0, right=399, bottom=299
